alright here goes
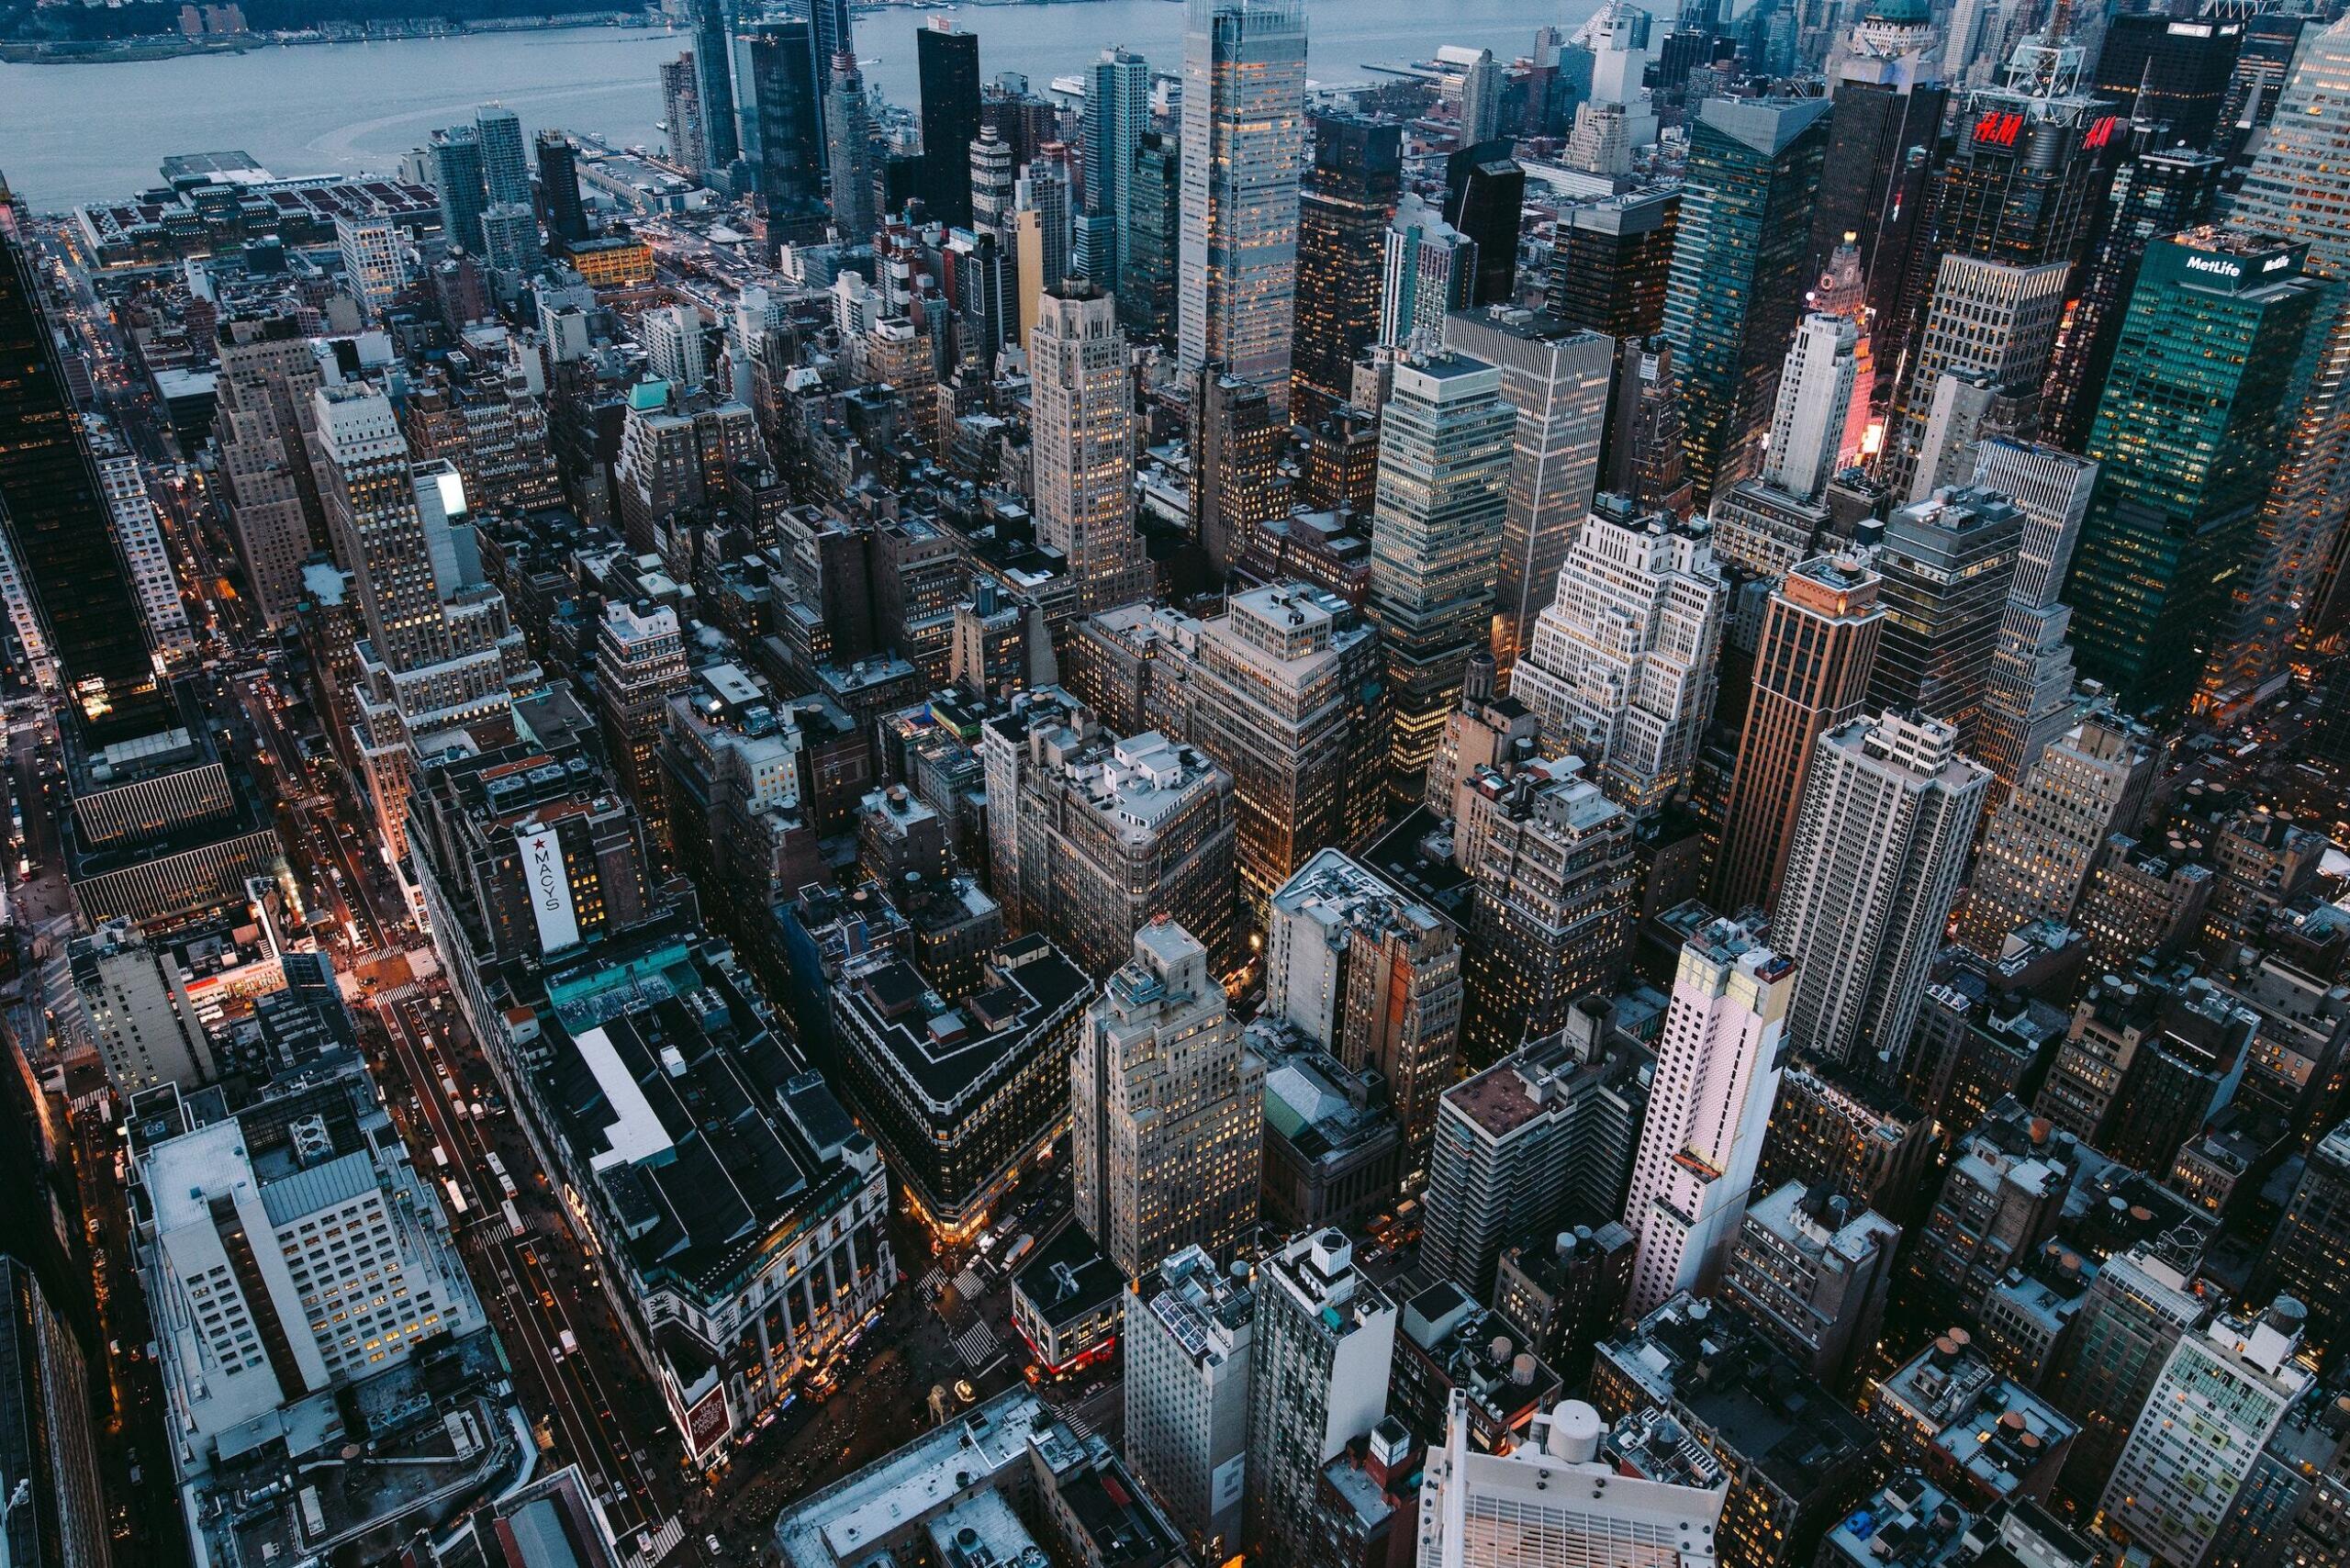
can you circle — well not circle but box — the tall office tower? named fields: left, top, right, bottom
left=1378, top=195, right=1476, bottom=348
left=1971, top=438, right=2097, bottom=790
left=2067, top=230, right=2333, bottom=713
left=1954, top=713, right=2154, bottom=956
left=983, top=691, right=1237, bottom=973
left=1178, top=0, right=1307, bottom=414
left=1444, top=306, right=1612, bottom=682
left=1602, top=335, right=1694, bottom=519
left=824, top=52, right=878, bottom=241
left=1549, top=189, right=1679, bottom=338
left=534, top=129, right=588, bottom=242
left=0, top=1255, right=111, bottom=1568
left=95, top=446, right=194, bottom=665
left=335, top=211, right=401, bottom=317
left=687, top=0, right=738, bottom=174
left=135, top=1056, right=490, bottom=1452
left=595, top=599, right=690, bottom=846
left=430, top=126, right=487, bottom=253
left=744, top=21, right=827, bottom=244
left=1181, top=584, right=1390, bottom=908
left=1023, top=145, right=1075, bottom=286
left=1421, top=1395, right=1728, bottom=1568
left=661, top=51, right=708, bottom=178
left=311, top=386, right=532, bottom=855
left=917, top=18, right=981, bottom=228
left=1192, top=365, right=1282, bottom=576
left=1072, top=921, right=1262, bottom=1280
left=1761, top=313, right=1861, bottom=499
left=1622, top=917, right=1793, bottom=1315
left=640, top=303, right=707, bottom=391
left=70, top=918, right=217, bottom=1092
left=1510, top=498, right=1726, bottom=816
left=1584, top=0, right=1661, bottom=140
left=1123, top=131, right=1181, bottom=345
left=1455, top=46, right=1504, bottom=143
left=2040, top=144, right=2221, bottom=454
left=2094, top=12, right=2244, bottom=151
left=968, top=125, right=1016, bottom=236
left=2100, top=1300, right=2314, bottom=1568
left=1443, top=140, right=1525, bottom=308
left=2041, top=1245, right=2209, bottom=1513
left=1367, top=351, right=1516, bottom=787
left=1126, top=1247, right=1254, bottom=1564
left=1456, top=756, right=1637, bottom=1065
left=1864, top=486, right=2023, bottom=745
left=1420, top=1020, right=1650, bottom=1300
left=1084, top=47, right=1149, bottom=286
left=1722, top=1183, right=1900, bottom=1392
left=947, top=227, right=1014, bottom=370
left=476, top=202, right=542, bottom=274
left=1776, top=712, right=1989, bottom=1079
left=1888, top=256, right=2072, bottom=499
left=1809, top=0, right=1945, bottom=407
left=1263, top=848, right=1463, bottom=1180
left=474, top=103, right=531, bottom=207
left=1243, top=1229, right=1397, bottom=1568
left=1714, top=554, right=1883, bottom=919
left=2218, top=18, right=2350, bottom=666
left=1663, top=95, right=1833, bottom=506
left=2266, top=1123, right=2350, bottom=1359
left=214, top=315, right=327, bottom=627
left=1031, top=281, right=1151, bottom=613
left=1292, top=115, right=1402, bottom=421
left=0, top=217, right=170, bottom=744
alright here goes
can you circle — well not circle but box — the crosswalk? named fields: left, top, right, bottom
left=954, top=1268, right=986, bottom=1298
left=951, top=1319, right=999, bottom=1369
left=917, top=1267, right=946, bottom=1301
left=1060, top=1406, right=1097, bottom=1441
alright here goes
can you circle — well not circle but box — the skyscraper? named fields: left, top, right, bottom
left=917, top=18, right=981, bottom=228
left=689, top=0, right=739, bottom=174
left=1178, top=0, right=1307, bottom=414
left=2093, top=12, right=2244, bottom=152
left=1887, top=256, right=2071, bottom=500
left=1378, top=195, right=1476, bottom=349
left=1602, top=334, right=1694, bottom=519
left=823, top=51, right=878, bottom=242
left=1084, top=47, right=1150, bottom=287
left=1713, top=554, right=1884, bottom=919
left=661, top=52, right=708, bottom=179
left=1971, top=438, right=2098, bottom=791
left=1509, top=498, right=1726, bottom=816
left=1192, top=365, right=1281, bottom=575
left=2038, top=143, right=2222, bottom=453
left=968, top=124, right=1016, bottom=236
left=1126, top=1248, right=1254, bottom=1564
left=1954, top=713, right=2154, bottom=957
left=1775, top=711, right=1989, bottom=1079
left=1071, top=920, right=1263, bottom=1280
left=0, top=214, right=170, bottom=745
left=1123, top=131, right=1181, bottom=345
left=2066, top=230, right=2333, bottom=712
left=1663, top=95, right=1833, bottom=505
left=2217, top=17, right=2350, bottom=666
left=1366, top=351, right=1516, bottom=785
left=1623, top=916, right=1793, bottom=1316
left=431, top=126, right=487, bottom=253
left=1443, top=139, right=1525, bottom=308
left=1808, top=0, right=1945, bottom=408
left=1761, top=312, right=1861, bottom=499
left=1550, top=190, right=1678, bottom=339
left=534, top=129, right=588, bottom=242
left=1864, top=485, right=2023, bottom=746
left=1443, top=305, right=1612, bottom=682
left=1244, top=1230, right=1397, bottom=1568
left=1029, top=281, right=1150, bottom=612
left=474, top=103, right=530, bottom=207
left=214, top=314, right=327, bottom=628
left=744, top=22, right=828, bottom=246
left=1292, top=115, right=1401, bottom=422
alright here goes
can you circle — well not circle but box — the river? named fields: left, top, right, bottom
left=0, top=0, right=1595, bottom=211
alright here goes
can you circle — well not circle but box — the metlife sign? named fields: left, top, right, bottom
left=517, top=827, right=580, bottom=954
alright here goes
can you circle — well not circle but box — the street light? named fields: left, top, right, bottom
left=0, top=1476, right=34, bottom=1568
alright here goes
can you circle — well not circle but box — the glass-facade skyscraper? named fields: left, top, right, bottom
left=917, top=19, right=982, bottom=229
left=1663, top=95, right=1831, bottom=507
left=1290, top=114, right=1400, bottom=423
left=1178, top=0, right=1306, bottom=416
left=2067, top=230, right=2334, bottom=712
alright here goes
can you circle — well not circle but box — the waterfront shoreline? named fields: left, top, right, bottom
left=0, top=9, right=659, bottom=65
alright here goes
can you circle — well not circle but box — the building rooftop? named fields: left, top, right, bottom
left=1880, top=1333, right=2077, bottom=1500
left=1012, top=1226, right=1127, bottom=1336
left=836, top=931, right=1091, bottom=1112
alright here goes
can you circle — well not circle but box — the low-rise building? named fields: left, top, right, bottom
left=1011, top=1226, right=1126, bottom=1379
left=1874, top=1331, right=2076, bottom=1508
